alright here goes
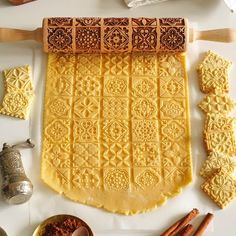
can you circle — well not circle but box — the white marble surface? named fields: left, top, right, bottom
left=0, top=0, right=236, bottom=235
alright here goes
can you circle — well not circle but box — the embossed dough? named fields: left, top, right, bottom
left=41, top=52, right=192, bottom=214
left=201, top=169, right=236, bottom=208
left=197, top=50, right=232, bottom=93
left=200, top=151, right=235, bottom=179
left=0, top=65, right=34, bottom=119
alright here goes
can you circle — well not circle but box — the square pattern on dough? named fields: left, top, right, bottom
left=41, top=52, right=192, bottom=215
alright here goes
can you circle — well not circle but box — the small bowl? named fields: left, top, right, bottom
left=0, top=227, right=7, bottom=236
left=32, top=214, right=93, bottom=236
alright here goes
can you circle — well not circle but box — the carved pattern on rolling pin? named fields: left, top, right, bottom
left=43, top=17, right=187, bottom=53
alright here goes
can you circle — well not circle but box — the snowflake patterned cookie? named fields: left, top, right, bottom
left=200, top=152, right=236, bottom=179
left=201, top=169, right=236, bottom=208
left=197, top=51, right=232, bottom=93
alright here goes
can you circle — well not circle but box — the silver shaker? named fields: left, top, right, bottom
left=0, top=139, right=34, bottom=204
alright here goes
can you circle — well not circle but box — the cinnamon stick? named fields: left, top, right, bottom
left=193, top=213, right=214, bottom=236
left=179, top=224, right=194, bottom=236
left=160, top=208, right=199, bottom=236
left=160, top=217, right=182, bottom=236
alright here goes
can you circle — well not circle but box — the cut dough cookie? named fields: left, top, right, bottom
left=203, top=114, right=236, bottom=155
left=0, top=65, right=34, bottom=119
left=200, top=152, right=235, bottom=179
left=204, top=129, right=236, bottom=156
left=204, top=114, right=235, bottom=133
left=197, top=51, right=232, bottom=93
left=201, top=169, right=236, bottom=208
left=198, top=91, right=235, bottom=115
left=198, top=51, right=232, bottom=70
left=198, top=51, right=236, bottom=209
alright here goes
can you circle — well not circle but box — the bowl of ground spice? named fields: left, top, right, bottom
left=32, top=214, right=93, bottom=236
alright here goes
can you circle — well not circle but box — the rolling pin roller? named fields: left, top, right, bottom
left=0, top=17, right=236, bottom=53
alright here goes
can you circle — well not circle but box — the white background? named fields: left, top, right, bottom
left=0, top=0, right=236, bottom=235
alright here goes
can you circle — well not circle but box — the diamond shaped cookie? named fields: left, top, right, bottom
left=200, top=152, right=235, bottom=179
left=199, top=91, right=235, bottom=115
left=204, top=130, right=236, bottom=156
left=201, top=169, right=236, bottom=208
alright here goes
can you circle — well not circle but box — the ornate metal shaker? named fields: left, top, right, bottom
left=0, top=139, right=34, bottom=204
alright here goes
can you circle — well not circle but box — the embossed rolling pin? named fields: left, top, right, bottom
left=0, top=17, right=236, bottom=53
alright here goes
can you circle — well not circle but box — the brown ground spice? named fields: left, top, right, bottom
left=42, top=218, right=83, bottom=236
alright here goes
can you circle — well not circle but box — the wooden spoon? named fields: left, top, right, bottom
left=71, top=226, right=89, bottom=236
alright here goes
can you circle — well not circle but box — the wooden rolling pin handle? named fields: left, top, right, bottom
left=189, top=28, right=236, bottom=43
left=0, top=28, right=42, bottom=43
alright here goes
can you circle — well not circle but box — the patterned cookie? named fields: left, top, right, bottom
left=200, top=152, right=235, bottom=179
left=198, top=91, right=235, bottom=115
left=204, top=114, right=235, bottom=133
left=197, top=51, right=232, bottom=93
left=204, top=129, right=236, bottom=156
left=198, top=51, right=232, bottom=70
left=0, top=65, right=34, bottom=119
left=203, top=115, right=236, bottom=156
left=201, top=169, right=236, bottom=208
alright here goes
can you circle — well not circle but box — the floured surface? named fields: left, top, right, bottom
left=41, top=52, right=192, bottom=214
